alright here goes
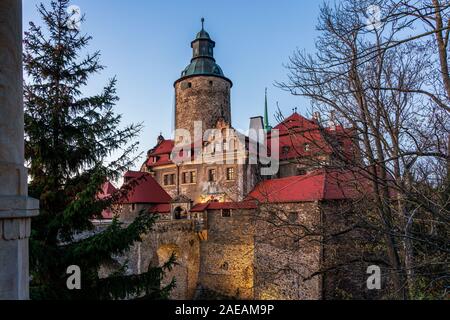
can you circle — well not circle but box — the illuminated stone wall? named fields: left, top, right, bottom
left=254, top=202, right=323, bottom=300
left=198, top=209, right=255, bottom=299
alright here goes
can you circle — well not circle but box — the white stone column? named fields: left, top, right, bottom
left=0, top=0, right=39, bottom=300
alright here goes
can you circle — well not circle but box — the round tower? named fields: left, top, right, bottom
left=174, top=19, right=232, bottom=138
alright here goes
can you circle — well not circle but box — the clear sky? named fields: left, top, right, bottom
left=23, top=0, right=321, bottom=169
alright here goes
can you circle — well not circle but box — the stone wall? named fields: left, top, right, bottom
left=320, top=201, right=392, bottom=300
left=114, top=209, right=201, bottom=300
left=198, top=209, right=255, bottom=299
left=254, top=202, right=323, bottom=300
left=175, top=76, right=231, bottom=137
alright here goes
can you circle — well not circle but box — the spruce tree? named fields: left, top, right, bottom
left=24, top=0, right=174, bottom=300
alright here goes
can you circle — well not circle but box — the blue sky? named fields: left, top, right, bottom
left=23, top=0, right=321, bottom=169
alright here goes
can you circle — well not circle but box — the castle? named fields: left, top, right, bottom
left=98, top=21, right=372, bottom=300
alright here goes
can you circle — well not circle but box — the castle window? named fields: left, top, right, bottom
left=209, top=80, right=213, bottom=86
left=269, top=213, right=277, bottom=223
left=181, top=82, right=192, bottom=90
left=181, top=172, right=189, bottom=184
left=222, top=209, right=231, bottom=218
left=181, top=171, right=197, bottom=184
left=190, top=171, right=197, bottom=184
left=220, top=262, right=229, bottom=270
left=304, top=143, right=311, bottom=152
left=282, top=146, right=290, bottom=155
left=226, top=167, right=235, bottom=181
left=288, top=212, right=297, bottom=223
left=131, top=204, right=136, bottom=211
left=163, top=173, right=176, bottom=186
left=208, top=169, right=216, bottom=182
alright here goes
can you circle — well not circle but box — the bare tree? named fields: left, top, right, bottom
left=274, top=0, right=449, bottom=299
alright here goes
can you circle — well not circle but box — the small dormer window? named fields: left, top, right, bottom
left=304, top=143, right=311, bottom=152
left=282, top=146, right=290, bottom=154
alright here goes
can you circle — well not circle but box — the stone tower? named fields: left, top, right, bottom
left=174, top=19, right=232, bottom=138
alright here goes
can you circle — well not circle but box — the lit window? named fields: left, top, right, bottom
left=226, top=167, right=235, bottom=181
left=190, top=171, right=197, bottom=184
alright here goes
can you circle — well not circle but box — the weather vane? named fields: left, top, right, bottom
left=201, top=17, right=205, bottom=30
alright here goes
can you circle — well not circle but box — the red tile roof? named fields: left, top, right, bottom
left=95, top=181, right=118, bottom=220
left=148, top=203, right=171, bottom=214
left=190, top=203, right=211, bottom=212
left=272, top=112, right=319, bottom=135
left=120, top=171, right=172, bottom=204
left=146, top=140, right=175, bottom=167
left=247, top=169, right=371, bottom=203
left=268, top=112, right=356, bottom=161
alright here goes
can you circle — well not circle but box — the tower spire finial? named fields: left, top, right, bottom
left=201, top=17, right=205, bottom=30
left=264, top=88, right=272, bottom=133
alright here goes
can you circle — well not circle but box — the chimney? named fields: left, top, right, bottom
left=329, top=111, right=336, bottom=131
left=313, top=112, right=321, bottom=123
left=249, top=116, right=264, bottom=133
left=157, top=132, right=165, bottom=145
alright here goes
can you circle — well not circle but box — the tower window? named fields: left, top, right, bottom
left=209, top=81, right=213, bottom=86
left=181, top=82, right=192, bottom=90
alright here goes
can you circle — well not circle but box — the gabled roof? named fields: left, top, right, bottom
left=121, top=171, right=172, bottom=204
left=268, top=112, right=356, bottom=161
left=146, top=139, right=175, bottom=167
left=247, top=169, right=370, bottom=203
left=97, top=181, right=118, bottom=219
left=98, top=181, right=117, bottom=199
left=149, top=139, right=175, bottom=156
